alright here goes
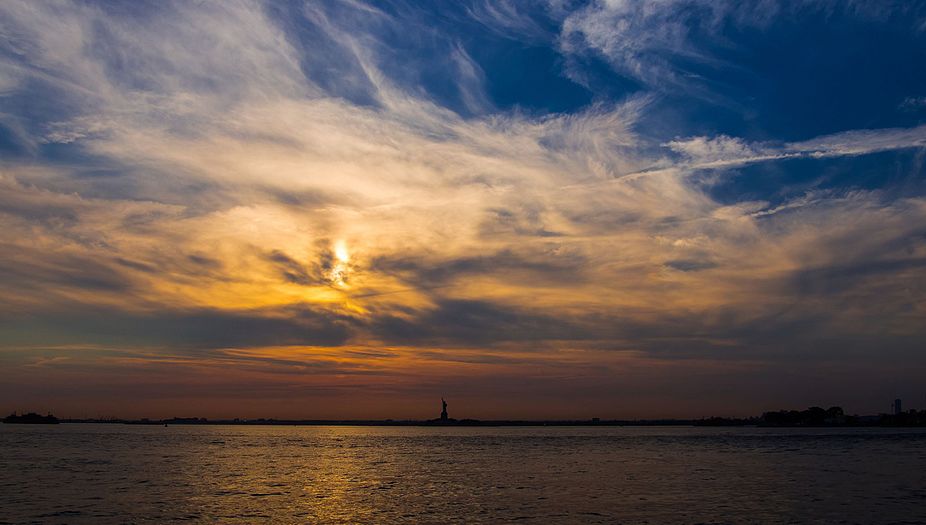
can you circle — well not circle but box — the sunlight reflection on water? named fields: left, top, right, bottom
left=1, top=425, right=925, bottom=524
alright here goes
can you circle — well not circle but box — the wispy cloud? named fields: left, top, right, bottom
left=653, top=125, right=926, bottom=173
left=900, top=96, right=926, bottom=111
left=556, top=0, right=923, bottom=95
left=558, top=0, right=778, bottom=91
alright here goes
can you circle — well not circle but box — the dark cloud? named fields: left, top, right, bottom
left=265, top=244, right=339, bottom=286
left=0, top=304, right=355, bottom=350
left=790, top=257, right=926, bottom=297
left=0, top=185, right=80, bottom=227
left=0, top=249, right=134, bottom=294
left=663, top=258, right=717, bottom=272
left=266, top=250, right=314, bottom=285
left=187, top=254, right=221, bottom=269
left=263, top=186, right=340, bottom=209
left=115, top=257, right=158, bottom=273
left=370, top=248, right=586, bottom=288
left=479, top=207, right=564, bottom=238
left=369, top=298, right=585, bottom=345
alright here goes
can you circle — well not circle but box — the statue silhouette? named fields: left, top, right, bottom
left=440, top=398, right=448, bottom=421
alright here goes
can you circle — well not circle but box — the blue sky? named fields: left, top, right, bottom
left=1, top=0, right=925, bottom=419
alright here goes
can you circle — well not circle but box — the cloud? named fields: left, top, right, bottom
left=0, top=0, right=925, bottom=416
left=788, top=125, right=926, bottom=158
left=900, top=96, right=926, bottom=111
left=463, top=0, right=555, bottom=42
left=649, top=125, right=926, bottom=174
left=558, top=0, right=778, bottom=90
left=665, top=135, right=762, bottom=165
left=0, top=303, right=355, bottom=350
left=556, top=0, right=923, bottom=96
left=449, top=42, right=493, bottom=114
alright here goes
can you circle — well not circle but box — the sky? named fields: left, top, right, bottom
left=1, top=0, right=926, bottom=420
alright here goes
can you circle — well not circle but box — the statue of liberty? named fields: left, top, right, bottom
left=440, top=398, right=448, bottom=421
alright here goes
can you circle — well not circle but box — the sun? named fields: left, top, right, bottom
left=330, top=240, right=350, bottom=287
left=334, top=240, right=349, bottom=264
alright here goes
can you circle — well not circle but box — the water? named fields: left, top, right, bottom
left=2, top=424, right=925, bottom=524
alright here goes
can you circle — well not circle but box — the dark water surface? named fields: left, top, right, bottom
left=1, top=424, right=925, bottom=524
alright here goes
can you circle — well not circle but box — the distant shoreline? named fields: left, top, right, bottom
left=38, top=418, right=926, bottom=428
left=70, top=418, right=698, bottom=427
left=7, top=406, right=926, bottom=428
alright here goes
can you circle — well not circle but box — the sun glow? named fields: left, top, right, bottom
left=330, top=240, right=350, bottom=287
left=334, top=240, right=349, bottom=263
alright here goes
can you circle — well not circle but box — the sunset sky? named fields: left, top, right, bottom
left=2, top=0, right=926, bottom=420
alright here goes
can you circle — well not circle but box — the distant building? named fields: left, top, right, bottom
left=894, top=398, right=903, bottom=415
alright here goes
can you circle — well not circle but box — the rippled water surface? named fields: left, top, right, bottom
left=2, top=424, right=926, bottom=524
